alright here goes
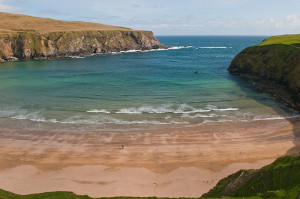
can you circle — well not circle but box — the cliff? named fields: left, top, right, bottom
left=0, top=12, right=165, bottom=62
left=203, top=155, right=300, bottom=199
left=228, top=34, right=300, bottom=111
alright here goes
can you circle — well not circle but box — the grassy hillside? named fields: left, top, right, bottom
left=0, top=12, right=131, bottom=34
left=0, top=156, right=299, bottom=199
left=0, top=13, right=163, bottom=61
left=203, top=155, right=300, bottom=199
left=228, top=34, right=300, bottom=111
left=259, top=34, right=300, bottom=46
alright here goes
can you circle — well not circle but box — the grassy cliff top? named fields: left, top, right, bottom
left=259, top=34, right=300, bottom=46
left=0, top=12, right=132, bottom=34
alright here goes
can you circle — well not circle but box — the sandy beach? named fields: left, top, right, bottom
left=0, top=118, right=299, bottom=197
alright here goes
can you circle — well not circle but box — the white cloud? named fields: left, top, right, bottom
left=0, top=0, right=22, bottom=12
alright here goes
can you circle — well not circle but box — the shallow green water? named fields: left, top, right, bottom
left=0, top=36, right=298, bottom=131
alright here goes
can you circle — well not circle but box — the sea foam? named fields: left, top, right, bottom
left=87, top=109, right=110, bottom=113
left=197, top=46, right=232, bottom=49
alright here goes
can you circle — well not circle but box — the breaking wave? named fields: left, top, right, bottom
left=87, top=109, right=110, bottom=113
left=197, top=46, right=232, bottom=49
left=114, top=104, right=235, bottom=114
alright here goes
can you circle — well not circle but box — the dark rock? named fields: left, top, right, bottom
left=0, top=30, right=166, bottom=62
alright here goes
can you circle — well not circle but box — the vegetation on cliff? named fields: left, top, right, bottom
left=0, top=13, right=164, bottom=62
left=203, top=155, right=300, bottom=199
left=228, top=34, right=300, bottom=111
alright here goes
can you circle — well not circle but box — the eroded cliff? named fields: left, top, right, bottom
left=0, top=30, right=164, bottom=61
left=0, top=13, right=165, bottom=62
left=228, top=34, right=300, bottom=111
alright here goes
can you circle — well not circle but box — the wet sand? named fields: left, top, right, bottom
left=0, top=118, right=299, bottom=197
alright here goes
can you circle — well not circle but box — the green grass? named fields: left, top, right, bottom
left=259, top=34, right=300, bottom=46
left=0, top=12, right=133, bottom=34
left=203, top=155, right=300, bottom=199
left=0, top=188, right=265, bottom=199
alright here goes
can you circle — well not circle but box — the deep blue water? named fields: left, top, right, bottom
left=0, top=36, right=298, bottom=131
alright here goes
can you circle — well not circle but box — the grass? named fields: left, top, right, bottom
left=0, top=12, right=133, bottom=34
left=259, top=34, right=300, bottom=46
left=0, top=189, right=265, bottom=199
left=203, top=155, right=300, bottom=199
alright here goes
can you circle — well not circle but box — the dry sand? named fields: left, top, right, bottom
left=0, top=118, right=299, bottom=197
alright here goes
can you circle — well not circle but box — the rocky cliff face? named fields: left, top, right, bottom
left=0, top=30, right=165, bottom=62
left=228, top=41, right=300, bottom=111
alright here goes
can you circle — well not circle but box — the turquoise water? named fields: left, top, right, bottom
left=0, top=36, right=298, bottom=131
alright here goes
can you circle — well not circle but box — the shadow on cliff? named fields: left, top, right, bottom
left=227, top=74, right=300, bottom=156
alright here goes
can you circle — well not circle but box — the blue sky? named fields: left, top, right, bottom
left=1, top=0, right=300, bottom=35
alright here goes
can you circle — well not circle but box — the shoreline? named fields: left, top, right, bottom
left=230, top=73, right=300, bottom=113
left=0, top=118, right=298, bottom=197
left=0, top=46, right=169, bottom=63
left=0, top=45, right=192, bottom=63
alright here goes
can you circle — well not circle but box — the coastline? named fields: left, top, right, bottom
left=0, top=46, right=172, bottom=63
left=0, top=12, right=299, bottom=199
left=0, top=118, right=298, bottom=197
left=0, top=30, right=166, bottom=63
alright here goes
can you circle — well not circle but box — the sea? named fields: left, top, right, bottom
left=0, top=36, right=298, bottom=131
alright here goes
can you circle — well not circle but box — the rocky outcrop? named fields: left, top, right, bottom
left=228, top=41, right=300, bottom=111
left=0, top=30, right=165, bottom=62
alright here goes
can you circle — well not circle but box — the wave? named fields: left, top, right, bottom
left=204, top=105, right=238, bottom=111
left=167, top=46, right=193, bottom=50
left=67, top=46, right=193, bottom=58
left=181, top=113, right=226, bottom=118
left=11, top=114, right=188, bottom=125
left=87, top=109, right=110, bottom=113
left=109, top=46, right=193, bottom=55
left=115, top=104, right=212, bottom=114
left=197, top=46, right=232, bottom=49
left=4, top=105, right=297, bottom=128
left=202, top=119, right=234, bottom=124
left=253, top=115, right=300, bottom=121
left=86, top=104, right=238, bottom=115
left=10, top=112, right=58, bottom=123
left=68, top=56, right=86, bottom=59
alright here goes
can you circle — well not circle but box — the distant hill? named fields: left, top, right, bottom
left=0, top=12, right=131, bottom=34
left=0, top=13, right=164, bottom=62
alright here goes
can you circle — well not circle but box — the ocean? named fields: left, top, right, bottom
left=0, top=36, right=298, bottom=131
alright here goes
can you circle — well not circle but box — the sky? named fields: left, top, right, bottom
left=1, top=0, right=300, bottom=35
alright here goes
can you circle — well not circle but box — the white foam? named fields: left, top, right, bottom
left=205, top=105, right=239, bottom=111
left=87, top=109, right=110, bottom=113
left=116, top=104, right=211, bottom=114
left=68, top=56, right=85, bottom=59
left=58, top=117, right=188, bottom=125
left=202, top=119, right=234, bottom=124
left=181, top=113, right=225, bottom=118
left=253, top=115, right=300, bottom=121
left=197, top=47, right=232, bottom=49
left=168, top=46, right=193, bottom=50
left=109, top=46, right=193, bottom=55
left=120, top=50, right=141, bottom=53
